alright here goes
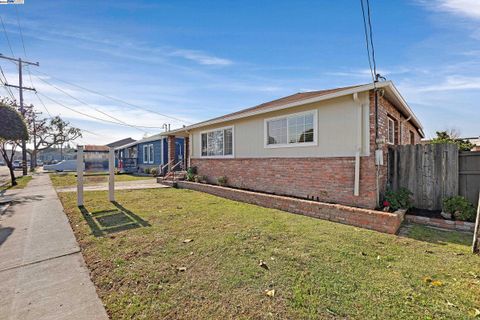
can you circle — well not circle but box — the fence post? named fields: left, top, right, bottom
left=473, top=192, right=480, bottom=254
left=76, top=146, right=84, bottom=207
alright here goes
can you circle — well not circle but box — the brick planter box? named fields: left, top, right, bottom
left=405, top=214, right=475, bottom=233
left=162, top=181, right=405, bottom=234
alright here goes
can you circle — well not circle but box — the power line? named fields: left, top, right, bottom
left=365, top=0, right=377, bottom=78
left=36, top=91, right=164, bottom=130
left=32, top=74, right=165, bottom=129
left=360, top=0, right=375, bottom=83
left=31, top=68, right=192, bottom=125
left=0, top=15, right=14, bottom=56
left=14, top=6, right=35, bottom=88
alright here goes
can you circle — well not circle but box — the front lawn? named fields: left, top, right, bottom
left=0, top=175, right=32, bottom=192
left=49, top=172, right=152, bottom=188
left=58, top=188, right=480, bottom=319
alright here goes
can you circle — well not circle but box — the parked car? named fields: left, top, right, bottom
left=43, top=160, right=83, bottom=172
left=12, top=160, right=22, bottom=170
left=37, top=160, right=43, bottom=166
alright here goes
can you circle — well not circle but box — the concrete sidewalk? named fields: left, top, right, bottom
left=0, top=173, right=108, bottom=320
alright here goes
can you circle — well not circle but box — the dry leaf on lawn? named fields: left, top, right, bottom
left=265, top=289, right=275, bottom=297
left=259, top=260, right=269, bottom=270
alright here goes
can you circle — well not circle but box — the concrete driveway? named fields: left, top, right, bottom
left=0, top=173, right=108, bottom=320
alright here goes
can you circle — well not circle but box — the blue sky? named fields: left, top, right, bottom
left=0, top=0, right=479, bottom=144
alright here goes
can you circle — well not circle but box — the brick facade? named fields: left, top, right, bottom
left=164, top=180, right=405, bottom=234
left=192, top=157, right=378, bottom=208
left=190, top=90, right=422, bottom=210
left=167, top=135, right=175, bottom=170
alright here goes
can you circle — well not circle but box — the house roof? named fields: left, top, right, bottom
left=114, top=133, right=164, bottom=150
left=165, top=81, right=425, bottom=138
left=106, top=137, right=136, bottom=148
left=83, top=145, right=109, bottom=152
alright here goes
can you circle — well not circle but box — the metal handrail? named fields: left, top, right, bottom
left=170, top=160, right=183, bottom=172
left=160, top=159, right=175, bottom=175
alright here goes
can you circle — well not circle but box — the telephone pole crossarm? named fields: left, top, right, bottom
left=0, top=53, right=40, bottom=176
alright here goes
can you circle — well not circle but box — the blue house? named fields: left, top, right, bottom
left=115, top=134, right=184, bottom=174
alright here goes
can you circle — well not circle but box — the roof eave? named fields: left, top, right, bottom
left=166, top=81, right=425, bottom=138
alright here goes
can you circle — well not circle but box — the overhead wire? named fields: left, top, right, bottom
left=30, top=68, right=192, bottom=125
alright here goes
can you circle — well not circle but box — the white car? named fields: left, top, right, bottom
left=43, top=160, right=83, bottom=172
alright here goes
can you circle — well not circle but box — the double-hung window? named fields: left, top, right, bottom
left=265, top=110, right=317, bottom=147
left=201, top=127, right=233, bottom=157
left=387, top=116, right=395, bottom=145
left=143, top=144, right=154, bottom=163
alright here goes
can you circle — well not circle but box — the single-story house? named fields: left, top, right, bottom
left=164, top=81, right=425, bottom=209
left=115, top=134, right=185, bottom=174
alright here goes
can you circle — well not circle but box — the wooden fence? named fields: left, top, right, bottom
left=459, top=152, right=480, bottom=209
left=388, top=144, right=459, bottom=210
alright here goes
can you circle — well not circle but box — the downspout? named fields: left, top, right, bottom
left=353, top=93, right=361, bottom=196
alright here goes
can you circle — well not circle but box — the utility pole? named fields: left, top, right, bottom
left=0, top=53, right=39, bottom=176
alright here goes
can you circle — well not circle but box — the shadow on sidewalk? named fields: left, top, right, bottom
left=79, top=201, right=150, bottom=237
left=0, top=227, right=14, bottom=247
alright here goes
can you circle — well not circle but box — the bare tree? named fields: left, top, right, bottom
left=27, top=115, right=82, bottom=169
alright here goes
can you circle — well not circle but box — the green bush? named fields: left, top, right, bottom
left=150, top=168, right=158, bottom=176
left=186, top=167, right=197, bottom=181
left=383, top=188, right=413, bottom=211
left=217, top=176, right=228, bottom=186
left=443, top=196, right=476, bottom=222
left=144, top=168, right=151, bottom=174
left=194, top=175, right=207, bottom=183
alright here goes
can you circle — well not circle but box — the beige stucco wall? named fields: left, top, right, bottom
left=190, top=92, right=371, bottom=158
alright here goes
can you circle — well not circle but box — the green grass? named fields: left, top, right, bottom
left=0, top=175, right=32, bottom=192
left=49, top=172, right=152, bottom=188
left=58, top=187, right=480, bottom=319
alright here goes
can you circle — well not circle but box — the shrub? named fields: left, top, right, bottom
left=186, top=167, right=197, bottom=181
left=383, top=188, right=413, bottom=211
left=150, top=168, right=158, bottom=176
left=194, top=175, right=207, bottom=183
left=144, top=168, right=151, bottom=174
left=443, top=196, right=476, bottom=222
left=217, top=176, right=228, bottom=186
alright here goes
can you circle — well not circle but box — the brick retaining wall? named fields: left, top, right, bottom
left=163, top=180, right=405, bottom=234
left=405, top=214, right=474, bottom=233
left=191, top=157, right=378, bottom=209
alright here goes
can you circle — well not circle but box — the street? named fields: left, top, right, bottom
left=0, top=166, right=18, bottom=186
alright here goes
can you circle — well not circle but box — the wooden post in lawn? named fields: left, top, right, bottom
left=108, top=147, right=115, bottom=202
left=472, top=192, right=480, bottom=254
left=77, top=146, right=84, bottom=207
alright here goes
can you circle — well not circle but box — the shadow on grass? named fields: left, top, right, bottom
left=79, top=201, right=150, bottom=237
left=401, top=223, right=472, bottom=247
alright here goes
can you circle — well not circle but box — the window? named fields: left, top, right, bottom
left=409, top=130, right=415, bottom=145
left=201, top=127, right=233, bottom=157
left=143, top=145, right=148, bottom=163
left=143, top=144, right=154, bottom=163
left=387, top=116, right=395, bottom=145
left=265, top=111, right=316, bottom=147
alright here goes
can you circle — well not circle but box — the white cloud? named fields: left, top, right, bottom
left=416, top=75, right=480, bottom=91
left=421, top=0, right=480, bottom=19
left=170, top=49, right=233, bottom=66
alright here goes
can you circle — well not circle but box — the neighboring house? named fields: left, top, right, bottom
left=106, top=137, right=136, bottom=149
left=115, top=134, right=185, bottom=174
left=165, top=81, right=424, bottom=209
left=462, top=136, right=480, bottom=151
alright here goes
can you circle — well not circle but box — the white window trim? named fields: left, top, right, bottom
left=387, top=116, right=395, bottom=145
left=149, top=144, right=154, bottom=164
left=199, top=125, right=235, bottom=159
left=264, top=109, right=318, bottom=149
left=143, top=145, right=148, bottom=163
